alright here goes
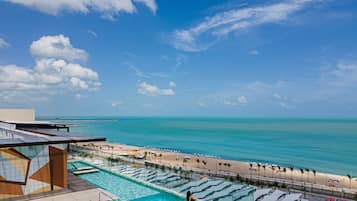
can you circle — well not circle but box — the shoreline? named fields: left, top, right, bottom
left=73, top=141, right=357, bottom=194
left=79, top=140, right=351, bottom=176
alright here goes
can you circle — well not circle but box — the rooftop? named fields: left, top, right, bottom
left=0, top=120, right=105, bottom=148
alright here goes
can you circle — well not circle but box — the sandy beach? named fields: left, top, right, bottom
left=73, top=142, right=357, bottom=194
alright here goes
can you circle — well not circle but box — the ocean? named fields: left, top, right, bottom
left=49, top=117, right=357, bottom=176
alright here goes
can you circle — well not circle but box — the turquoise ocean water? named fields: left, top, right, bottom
left=51, top=117, right=357, bottom=176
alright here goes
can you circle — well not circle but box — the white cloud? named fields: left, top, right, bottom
left=273, top=92, right=295, bottom=109
left=134, top=0, right=157, bottom=13
left=322, top=61, right=357, bottom=87
left=197, top=81, right=288, bottom=109
left=30, top=35, right=87, bottom=61
left=248, top=50, right=259, bottom=55
left=75, top=93, right=87, bottom=99
left=88, top=30, right=98, bottom=38
left=0, top=38, right=10, bottom=48
left=172, top=0, right=316, bottom=52
left=5, top=0, right=157, bottom=19
left=175, top=54, right=187, bottom=67
left=111, top=101, right=123, bottom=107
left=127, top=62, right=150, bottom=78
left=0, top=34, right=100, bottom=103
left=223, top=95, right=248, bottom=106
left=273, top=93, right=282, bottom=99
left=137, top=81, right=175, bottom=96
left=126, top=62, right=169, bottom=78
left=169, top=81, right=176, bottom=87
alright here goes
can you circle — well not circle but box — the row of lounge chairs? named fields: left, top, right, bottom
left=102, top=161, right=256, bottom=201
left=254, top=188, right=305, bottom=201
left=108, top=164, right=189, bottom=188
left=79, top=158, right=308, bottom=201
left=173, top=178, right=255, bottom=201
left=174, top=178, right=307, bottom=201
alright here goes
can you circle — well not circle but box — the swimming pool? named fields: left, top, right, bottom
left=68, top=161, right=184, bottom=201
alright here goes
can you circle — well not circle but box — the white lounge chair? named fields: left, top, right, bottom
left=133, top=170, right=155, bottom=178
left=281, top=193, right=302, bottom=201
left=175, top=178, right=209, bottom=193
left=261, top=189, right=286, bottom=201
left=160, top=176, right=181, bottom=184
left=204, top=184, right=244, bottom=201
left=189, top=180, right=223, bottom=194
left=229, top=186, right=255, bottom=201
left=149, top=173, right=177, bottom=183
left=254, top=188, right=272, bottom=201
left=166, top=179, right=189, bottom=188
left=146, top=172, right=170, bottom=182
left=195, top=182, right=231, bottom=199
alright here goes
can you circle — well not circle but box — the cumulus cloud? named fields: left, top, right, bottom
left=171, top=0, right=317, bottom=52
left=137, top=81, right=175, bottom=96
left=169, top=81, right=176, bottom=87
left=0, top=35, right=100, bottom=103
left=0, top=38, right=10, bottom=48
left=30, top=35, right=88, bottom=61
left=5, top=0, right=157, bottom=19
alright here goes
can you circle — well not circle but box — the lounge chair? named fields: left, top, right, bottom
left=137, top=171, right=156, bottom=179
left=189, top=180, right=223, bottom=194
left=229, top=186, right=255, bottom=201
left=146, top=172, right=169, bottom=182
left=158, top=176, right=181, bottom=184
left=261, top=189, right=286, bottom=201
left=194, top=182, right=231, bottom=199
left=149, top=173, right=177, bottom=183
left=254, top=188, right=272, bottom=201
left=175, top=178, right=209, bottom=193
left=119, top=168, right=136, bottom=174
left=126, top=168, right=145, bottom=176
left=166, top=179, right=189, bottom=188
left=204, top=184, right=244, bottom=201
left=145, top=174, right=157, bottom=181
left=281, top=193, right=302, bottom=201
left=133, top=170, right=154, bottom=178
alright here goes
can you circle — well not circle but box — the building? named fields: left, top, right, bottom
left=0, top=109, right=105, bottom=199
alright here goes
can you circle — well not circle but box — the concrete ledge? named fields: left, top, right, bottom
left=31, top=189, right=117, bottom=201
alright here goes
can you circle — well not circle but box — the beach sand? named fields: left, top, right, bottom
left=74, top=142, right=357, bottom=193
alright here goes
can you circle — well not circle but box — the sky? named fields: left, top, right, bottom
left=0, top=0, right=357, bottom=117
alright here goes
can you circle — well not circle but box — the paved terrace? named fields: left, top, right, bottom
left=0, top=173, right=117, bottom=201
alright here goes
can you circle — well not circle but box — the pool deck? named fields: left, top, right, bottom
left=31, top=189, right=118, bottom=201
left=1, top=173, right=117, bottom=201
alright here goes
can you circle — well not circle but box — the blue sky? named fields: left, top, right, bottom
left=0, top=0, right=357, bottom=117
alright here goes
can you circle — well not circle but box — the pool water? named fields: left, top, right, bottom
left=68, top=161, right=183, bottom=201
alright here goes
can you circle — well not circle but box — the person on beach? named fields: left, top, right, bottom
left=186, top=191, right=197, bottom=201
